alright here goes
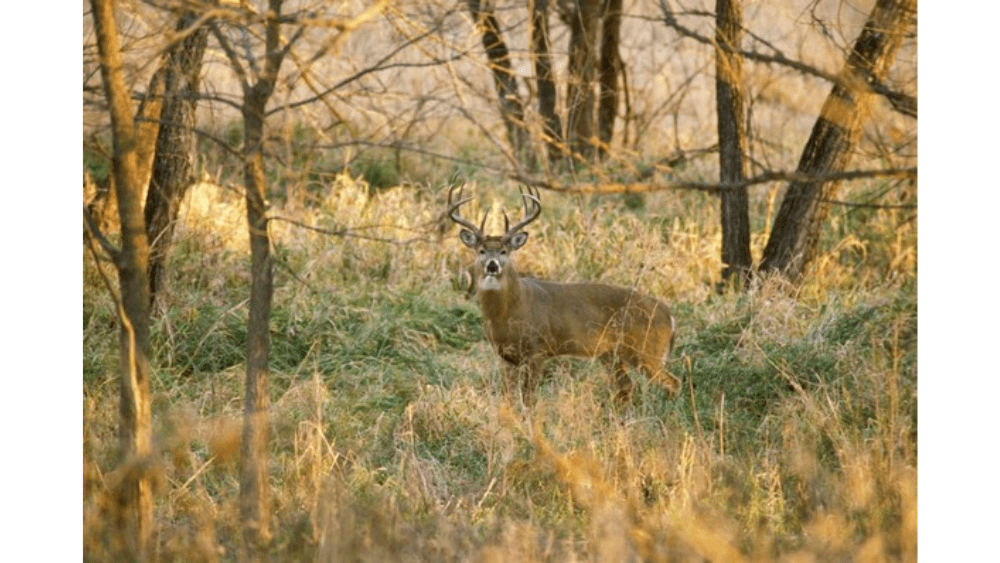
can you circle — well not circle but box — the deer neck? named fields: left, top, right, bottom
left=478, top=268, right=522, bottom=327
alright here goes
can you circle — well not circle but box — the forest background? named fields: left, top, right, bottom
left=2, top=0, right=991, bottom=560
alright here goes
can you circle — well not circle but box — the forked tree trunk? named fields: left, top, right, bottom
left=90, top=0, right=154, bottom=559
left=565, top=0, right=601, bottom=161
left=597, top=0, right=623, bottom=158
left=236, top=2, right=287, bottom=559
left=144, top=12, right=209, bottom=306
left=529, top=0, right=563, bottom=165
left=715, top=0, right=751, bottom=286
left=466, top=0, right=529, bottom=161
left=83, top=56, right=164, bottom=239
left=759, top=0, right=915, bottom=278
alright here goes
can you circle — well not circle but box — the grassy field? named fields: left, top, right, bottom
left=83, top=164, right=916, bottom=560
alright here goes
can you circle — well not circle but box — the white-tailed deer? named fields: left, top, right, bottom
left=448, top=184, right=680, bottom=404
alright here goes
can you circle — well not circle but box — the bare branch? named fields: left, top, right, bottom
left=83, top=212, right=125, bottom=311
left=300, top=0, right=391, bottom=66
left=657, top=0, right=917, bottom=119
left=268, top=23, right=460, bottom=116
left=515, top=166, right=917, bottom=197
left=816, top=198, right=915, bottom=210
left=210, top=21, right=250, bottom=92
left=269, top=215, right=431, bottom=245
left=83, top=206, right=122, bottom=265
left=276, top=24, right=308, bottom=64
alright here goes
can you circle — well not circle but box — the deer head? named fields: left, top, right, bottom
left=448, top=184, right=541, bottom=292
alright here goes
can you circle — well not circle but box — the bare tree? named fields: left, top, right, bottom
left=144, top=11, right=209, bottom=306
left=564, top=0, right=602, bottom=161
left=715, top=0, right=750, bottom=286
left=210, top=1, right=389, bottom=558
left=530, top=0, right=563, bottom=166
left=467, top=0, right=529, bottom=160
left=87, top=0, right=154, bottom=558
left=759, top=0, right=916, bottom=277
left=211, top=2, right=288, bottom=555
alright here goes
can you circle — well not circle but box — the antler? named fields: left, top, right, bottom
left=503, top=185, right=542, bottom=237
left=447, top=182, right=486, bottom=236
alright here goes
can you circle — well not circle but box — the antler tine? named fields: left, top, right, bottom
left=521, top=185, right=541, bottom=216
left=447, top=182, right=483, bottom=235
left=504, top=185, right=542, bottom=236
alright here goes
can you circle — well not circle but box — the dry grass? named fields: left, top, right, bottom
left=82, top=3, right=917, bottom=559
left=83, top=169, right=916, bottom=561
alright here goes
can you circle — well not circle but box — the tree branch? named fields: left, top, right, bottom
left=210, top=21, right=250, bottom=92
left=268, top=215, right=431, bottom=245
left=83, top=206, right=122, bottom=265
left=657, top=0, right=917, bottom=119
left=267, top=23, right=460, bottom=116
left=515, top=166, right=917, bottom=198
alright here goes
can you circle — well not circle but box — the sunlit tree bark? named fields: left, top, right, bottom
left=144, top=11, right=209, bottom=306
left=467, top=0, right=528, bottom=161
left=89, top=0, right=154, bottom=558
left=759, top=0, right=916, bottom=278
left=715, top=0, right=751, bottom=286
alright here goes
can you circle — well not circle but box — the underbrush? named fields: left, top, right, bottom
left=83, top=174, right=916, bottom=561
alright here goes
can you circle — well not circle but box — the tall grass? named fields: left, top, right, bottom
left=83, top=171, right=916, bottom=561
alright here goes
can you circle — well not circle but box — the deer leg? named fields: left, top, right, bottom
left=599, top=353, right=633, bottom=404
left=500, top=361, right=519, bottom=399
left=613, top=361, right=634, bottom=404
left=662, top=370, right=682, bottom=397
left=640, top=359, right=681, bottom=398
left=499, top=358, right=541, bottom=407
left=520, top=357, right=543, bottom=406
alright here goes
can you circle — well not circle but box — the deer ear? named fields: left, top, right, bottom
left=508, top=231, right=529, bottom=250
left=459, top=229, right=479, bottom=248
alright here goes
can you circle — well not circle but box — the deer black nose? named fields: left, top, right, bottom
left=485, top=259, right=501, bottom=275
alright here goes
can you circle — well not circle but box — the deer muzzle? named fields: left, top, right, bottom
left=479, top=259, right=503, bottom=291
left=485, top=259, right=501, bottom=276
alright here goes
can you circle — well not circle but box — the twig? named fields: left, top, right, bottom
left=269, top=215, right=431, bottom=245
left=515, top=166, right=918, bottom=197
left=83, top=206, right=122, bottom=266
left=817, top=197, right=915, bottom=210
left=209, top=21, right=250, bottom=92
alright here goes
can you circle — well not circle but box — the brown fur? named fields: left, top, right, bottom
left=466, top=234, right=679, bottom=405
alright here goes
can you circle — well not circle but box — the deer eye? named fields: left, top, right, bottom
left=500, top=249, right=507, bottom=255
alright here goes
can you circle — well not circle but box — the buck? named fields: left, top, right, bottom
left=448, top=184, right=680, bottom=404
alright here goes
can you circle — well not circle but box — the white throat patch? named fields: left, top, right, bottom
left=479, top=274, right=502, bottom=291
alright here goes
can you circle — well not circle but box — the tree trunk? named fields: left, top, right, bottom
left=715, top=0, right=751, bottom=286
left=759, top=0, right=915, bottom=278
left=144, top=12, right=209, bottom=306
left=466, top=0, right=528, bottom=161
left=241, top=90, right=274, bottom=562
left=529, top=0, right=563, bottom=166
left=597, top=0, right=623, bottom=158
left=565, top=0, right=601, bottom=161
left=90, top=0, right=154, bottom=559
left=83, top=51, right=165, bottom=242
left=237, top=2, right=287, bottom=559
left=135, top=71, right=166, bottom=198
